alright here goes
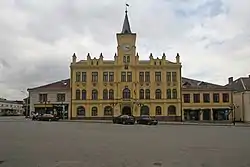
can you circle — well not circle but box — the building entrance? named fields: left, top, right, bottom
left=122, top=106, right=132, bottom=116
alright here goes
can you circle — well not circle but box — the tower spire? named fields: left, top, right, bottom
left=121, top=3, right=132, bottom=34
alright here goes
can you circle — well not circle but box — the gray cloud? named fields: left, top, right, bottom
left=0, top=0, right=250, bottom=100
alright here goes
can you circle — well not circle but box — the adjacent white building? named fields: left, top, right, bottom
left=27, top=79, right=70, bottom=118
left=226, top=76, right=250, bottom=122
left=0, top=98, right=24, bottom=116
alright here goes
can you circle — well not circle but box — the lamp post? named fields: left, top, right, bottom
left=230, top=103, right=237, bottom=126
left=21, top=91, right=29, bottom=117
left=61, top=101, right=65, bottom=120
left=134, top=100, right=143, bottom=116
left=110, top=101, right=118, bottom=117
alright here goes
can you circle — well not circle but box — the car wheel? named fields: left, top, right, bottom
left=122, top=120, right=126, bottom=125
left=49, top=119, right=52, bottom=122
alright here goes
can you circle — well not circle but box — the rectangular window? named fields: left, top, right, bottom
left=139, top=72, right=144, bottom=82
left=103, top=72, right=108, bottom=82
left=222, top=93, right=229, bottom=102
left=82, top=72, right=86, bottom=82
left=127, top=72, right=132, bottom=82
left=166, top=72, right=171, bottom=82
left=121, top=72, right=126, bottom=82
left=145, top=71, right=150, bottom=82
left=172, top=72, right=177, bottom=82
left=155, top=72, right=161, bottom=82
left=39, top=94, right=47, bottom=102
left=109, top=72, right=114, bottom=82
left=213, top=93, right=220, bottom=103
left=57, top=93, right=65, bottom=102
left=76, top=72, right=81, bottom=82
left=193, top=94, right=200, bottom=103
left=183, top=94, right=190, bottom=103
left=203, top=93, right=210, bottom=103
left=92, top=72, right=98, bottom=82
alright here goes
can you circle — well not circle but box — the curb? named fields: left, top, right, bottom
left=58, top=120, right=250, bottom=127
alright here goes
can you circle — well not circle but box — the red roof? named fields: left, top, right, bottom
left=27, top=79, right=70, bottom=91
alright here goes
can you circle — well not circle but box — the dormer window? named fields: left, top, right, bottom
left=182, top=82, right=191, bottom=86
left=198, top=81, right=207, bottom=86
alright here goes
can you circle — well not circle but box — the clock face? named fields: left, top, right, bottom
left=122, top=44, right=131, bottom=52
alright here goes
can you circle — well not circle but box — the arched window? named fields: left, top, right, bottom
left=91, top=107, right=98, bottom=116
left=155, top=89, right=162, bottom=99
left=167, top=89, right=171, bottom=99
left=104, top=106, right=113, bottom=116
left=156, top=106, right=162, bottom=115
left=127, top=56, right=130, bottom=63
left=82, top=90, right=86, bottom=100
left=109, top=89, right=114, bottom=100
left=123, top=56, right=126, bottom=63
left=103, top=89, right=108, bottom=100
left=172, top=89, right=177, bottom=99
left=92, top=89, right=98, bottom=100
left=123, top=88, right=131, bottom=99
left=145, top=89, right=150, bottom=99
left=139, top=89, right=144, bottom=99
left=168, top=105, right=176, bottom=115
left=77, top=106, right=85, bottom=116
left=76, top=89, right=80, bottom=100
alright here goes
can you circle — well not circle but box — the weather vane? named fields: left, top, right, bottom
left=125, top=3, right=129, bottom=13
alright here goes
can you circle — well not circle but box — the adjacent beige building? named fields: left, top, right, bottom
left=182, top=77, right=233, bottom=121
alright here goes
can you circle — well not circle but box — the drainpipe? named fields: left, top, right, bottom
left=70, top=66, right=73, bottom=120
left=179, top=65, right=183, bottom=122
left=242, top=92, right=245, bottom=122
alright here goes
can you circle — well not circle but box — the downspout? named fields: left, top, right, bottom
left=70, top=65, right=73, bottom=120
left=242, top=92, right=245, bottom=122
left=180, top=65, right=183, bottom=122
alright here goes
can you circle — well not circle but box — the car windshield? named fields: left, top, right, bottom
left=141, top=115, right=150, bottom=119
left=120, top=115, right=129, bottom=118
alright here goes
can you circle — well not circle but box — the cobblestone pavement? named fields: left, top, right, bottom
left=0, top=117, right=250, bottom=167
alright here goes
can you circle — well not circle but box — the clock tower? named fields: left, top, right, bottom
left=116, top=9, right=137, bottom=65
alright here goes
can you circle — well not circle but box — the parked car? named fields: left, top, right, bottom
left=137, top=115, right=158, bottom=125
left=113, top=115, right=135, bottom=125
left=35, top=114, right=59, bottom=121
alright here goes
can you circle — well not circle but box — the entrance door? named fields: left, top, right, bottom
left=122, top=106, right=132, bottom=116
left=140, top=106, right=150, bottom=115
left=203, top=109, right=210, bottom=120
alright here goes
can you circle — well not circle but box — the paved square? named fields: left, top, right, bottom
left=0, top=117, right=250, bottom=167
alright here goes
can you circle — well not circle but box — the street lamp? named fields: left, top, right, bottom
left=229, top=103, right=238, bottom=126
left=109, top=102, right=118, bottom=116
left=21, top=91, right=29, bottom=117
left=61, top=101, right=65, bottom=120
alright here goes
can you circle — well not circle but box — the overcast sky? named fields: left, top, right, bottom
left=0, top=0, right=250, bottom=100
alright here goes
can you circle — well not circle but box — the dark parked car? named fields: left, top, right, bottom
left=137, top=115, right=158, bottom=125
left=113, top=115, right=135, bottom=125
left=35, top=114, right=59, bottom=121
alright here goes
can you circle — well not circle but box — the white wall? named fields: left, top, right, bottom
left=243, top=91, right=250, bottom=122
left=233, top=91, right=250, bottom=122
left=0, top=100, right=24, bottom=114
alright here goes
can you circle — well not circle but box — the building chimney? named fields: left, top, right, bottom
left=228, top=77, right=233, bottom=84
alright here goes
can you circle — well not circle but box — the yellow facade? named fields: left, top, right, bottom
left=182, top=88, right=233, bottom=121
left=70, top=11, right=182, bottom=120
